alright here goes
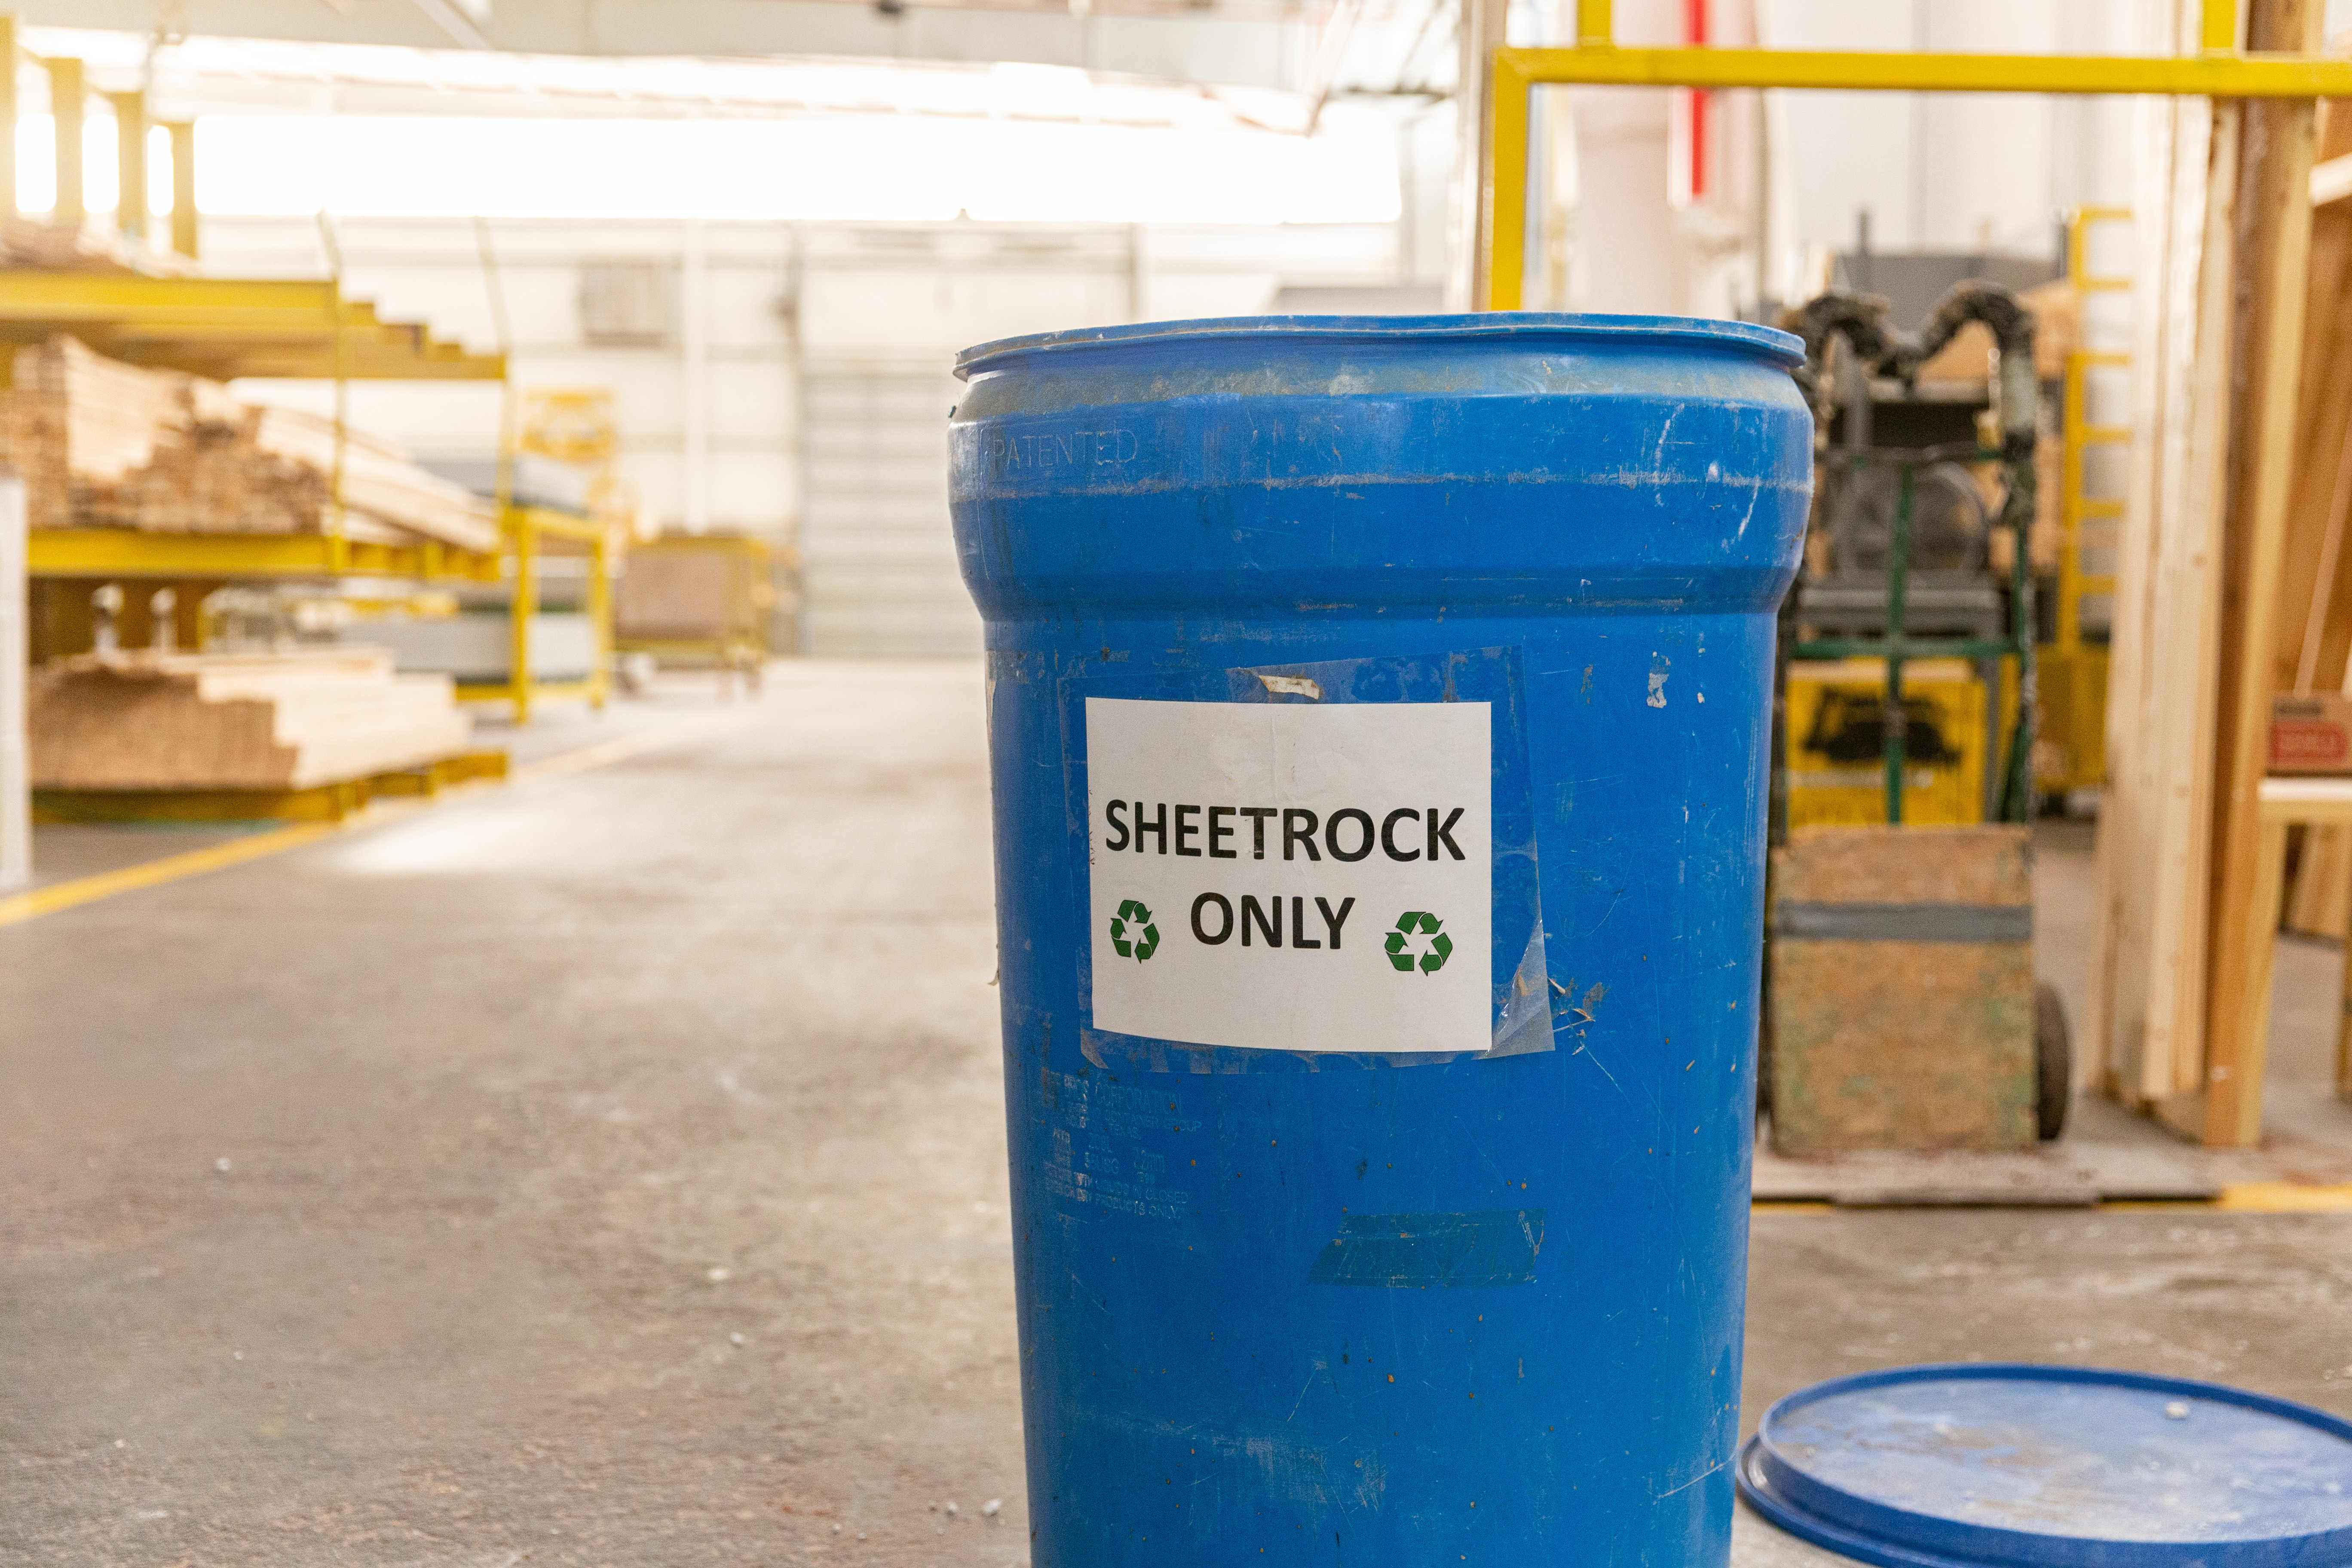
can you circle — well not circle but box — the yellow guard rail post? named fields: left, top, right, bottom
left=1484, top=0, right=2352, bottom=310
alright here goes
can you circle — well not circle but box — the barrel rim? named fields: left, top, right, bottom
left=953, top=311, right=1805, bottom=379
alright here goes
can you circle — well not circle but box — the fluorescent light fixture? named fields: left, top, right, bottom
left=186, top=113, right=1399, bottom=224
left=11, top=28, right=1400, bottom=225
left=20, top=27, right=1317, bottom=132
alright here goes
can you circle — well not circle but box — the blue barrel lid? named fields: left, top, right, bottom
left=953, top=311, right=1806, bottom=379
left=1736, top=1364, right=2352, bottom=1568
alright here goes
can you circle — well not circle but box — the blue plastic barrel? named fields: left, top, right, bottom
left=950, top=313, right=1810, bottom=1566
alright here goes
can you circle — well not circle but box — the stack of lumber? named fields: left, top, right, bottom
left=2277, top=88, right=2352, bottom=938
left=0, top=336, right=188, bottom=528
left=2090, top=0, right=2339, bottom=1146
left=0, top=217, right=186, bottom=275
left=29, top=649, right=472, bottom=792
left=0, top=336, right=498, bottom=553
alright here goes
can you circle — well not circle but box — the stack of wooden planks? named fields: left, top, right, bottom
left=0, top=336, right=187, bottom=528
left=0, top=335, right=498, bottom=552
left=2090, top=0, right=2343, bottom=1145
left=2275, top=88, right=2352, bottom=939
left=29, top=648, right=472, bottom=792
left=0, top=217, right=185, bottom=275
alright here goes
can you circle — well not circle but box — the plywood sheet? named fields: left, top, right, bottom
left=1770, top=824, right=2037, bottom=1155
left=1770, top=940, right=2037, bottom=1156
left=1776, top=824, right=2029, bottom=907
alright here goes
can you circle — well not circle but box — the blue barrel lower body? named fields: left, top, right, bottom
left=951, top=315, right=1811, bottom=1567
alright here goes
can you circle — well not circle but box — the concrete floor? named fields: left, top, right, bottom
left=5, top=661, right=2351, bottom=1567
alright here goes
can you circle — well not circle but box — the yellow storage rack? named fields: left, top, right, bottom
left=476, top=505, right=614, bottom=720
left=3, top=272, right=610, bottom=723
left=5, top=26, right=610, bottom=723
left=0, top=272, right=504, bottom=381
left=26, top=507, right=613, bottom=724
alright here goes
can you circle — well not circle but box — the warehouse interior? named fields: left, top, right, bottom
left=6, top=2, right=2352, bottom=1565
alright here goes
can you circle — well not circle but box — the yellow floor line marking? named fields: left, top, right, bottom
left=2212, top=1182, right=2352, bottom=1212
left=0, top=711, right=759, bottom=931
left=0, top=822, right=340, bottom=929
left=1753, top=1184, right=2352, bottom=1213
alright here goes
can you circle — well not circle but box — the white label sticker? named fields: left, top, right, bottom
left=1084, top=696, right=1492, bottom=1054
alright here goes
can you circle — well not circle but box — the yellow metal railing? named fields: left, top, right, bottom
left=2034, top=209, right=2135, bottom=797
left=1482, top=0, right=2349, bottom=312
left=2067, top=206, right=2134, bottom=298
left=462, top=507, right=614, bottom=725
left=2058, top=349, right=2128, bottom=652
left=25, top=531, right=503, bottom=583
left=2056, top=206, right=2134, bottom=658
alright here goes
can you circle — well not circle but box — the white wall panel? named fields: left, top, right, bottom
left=802, top=270, right=1131, bottom=356
left=1758, top=0, right=2073, bottom=260
left=799, top=367, right=974, bottom=657
left=707, top=360, right=795, bottom=438
left=707, top=452, right=796, bottom=532
left=1142, top=271, right=1281, bottom=323
left=201, top=212, right=1404, bottom=656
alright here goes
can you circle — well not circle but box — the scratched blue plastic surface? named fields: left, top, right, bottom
left=1737, top=1364, right=2352, bottom=1568
left=950, top=314, right=1811, bottom=1566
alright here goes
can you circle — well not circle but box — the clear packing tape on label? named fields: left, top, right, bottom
left=1063, top=647, right=1557, bottom=1072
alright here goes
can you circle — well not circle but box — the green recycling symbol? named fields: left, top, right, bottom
left=1385, top=911, right=1453, bottom=974
left=1110, top=899, right=1160, bottom=962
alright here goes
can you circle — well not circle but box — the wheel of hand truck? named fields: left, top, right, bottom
left=2035, top=981, right=2071, bottom=1142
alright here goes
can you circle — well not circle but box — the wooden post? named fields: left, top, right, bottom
left=47, top=57, right=84, bottom=226
left=2094, top=79, right=2236, bottom=1113
left=2089, top=85, right=2178, bottom=1098
left=1447, top=0, right=1510, bottom=310
left=2202, top=0, right=2327, bottom=1147
left=2159, top=96, right=2239, bottom=1115
left=2226, top=807, right=2295, bottom=1102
